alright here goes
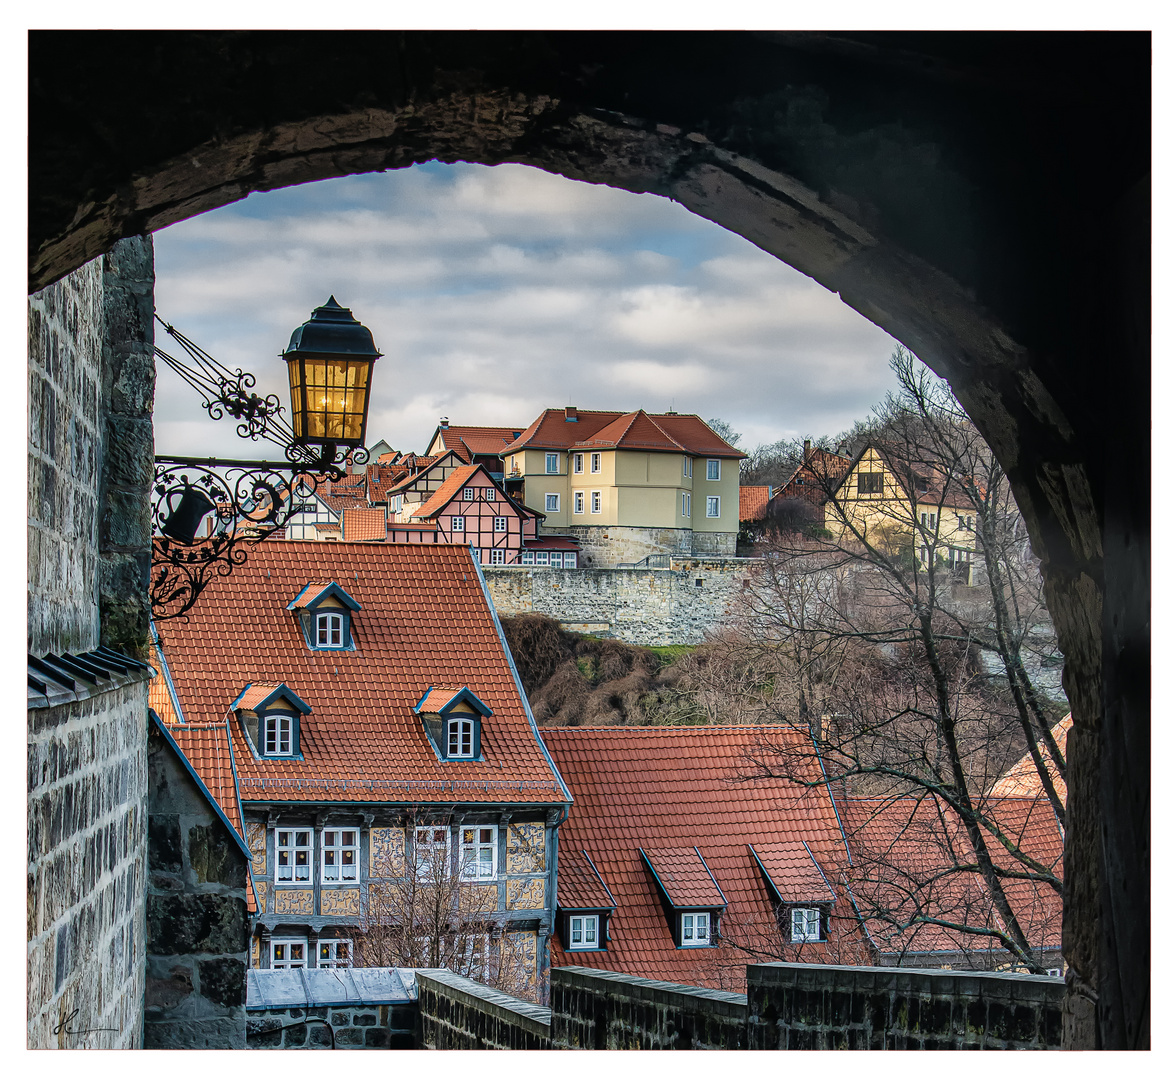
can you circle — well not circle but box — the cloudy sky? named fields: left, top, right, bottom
left=152, top=161, right=902, bottom=460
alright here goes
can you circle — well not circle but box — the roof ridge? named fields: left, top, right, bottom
left=640, top=411, right=689, bottom=451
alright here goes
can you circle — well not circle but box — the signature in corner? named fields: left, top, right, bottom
left=53, top=1007, right=120, bottom=1039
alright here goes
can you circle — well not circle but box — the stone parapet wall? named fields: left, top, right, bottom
left=27, top=681, right=148, bottom=1048
left=484, top=558, right=758, bottom=645
left=551, top=966, right=747, bottom=1050
left=247, top=1003, right=418, bottom=1049
left=549, top=524, right=736, bottom=567
left=417, top=970, right=552, bottom=1049
left=745, top=963, right=1064, bottom=1050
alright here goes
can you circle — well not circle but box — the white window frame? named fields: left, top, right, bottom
left=545, top=493, right=560, bottom=512
left=521, top=550, right=534, bottom=564
left=590, top=491, right=601, bottom=514
left=706, top=496, right=720, bottom=518
left=682, top=493, right=691, bottom=518
left=413, top=826, right=451, bottom=881
left=569, top=914, right=600, bottom=950
left=549, top=552, right=563, bottom=568
left=320, top=828, right=359, bottom=883
left=573, top=453, right=584, bottom=474
left=451, top=515, right=465, bottom=532
left=563, top=552, right=577, bottom=568
left=271, top=937, right=309, bottom=969
left=275, top=828, right=313, bottom=883
left=448, top=716, right=475, bottom=759
left=590, top=452, right=601, bottom=473
left=683, top=456, right=693, bottom=478
left=462, top=487, right=475, bottom=501
left=573, top=491, right=584, bottom=515
left=263, top=714, right=295, bottom=756
left=315, top=611, right=345, bottom=648
left=681, top=911, right=711, bottom=946
left=706, top=458, right=720, bottom=481
left=545, top=453, right=560, bottom=474
left=459, top=824, right=498, bottom=881
left=316, top=939, right=353, bottom=969
left=489, top=548, right=506, bottom=565
left=494, top=516, right=508, bottom=532
left=482, top=488, right=494, bottom=501
left=790, top=906, right=823, bottom=943
left=534, top=551, right=549, bottom=565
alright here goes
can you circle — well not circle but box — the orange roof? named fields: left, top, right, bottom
left=415, top=686, right=486, bottom=715
left=749, top=841, right=836, bottom=905
left=287, top=581, right=336, bottom=609
left=503, top=409, right=744, bottom=458
left=232, top=682, right=286, bottom=711
left=989, top=714, right=1072, bottom=801
left=342, top=507, right=387, bottom=542
left=739, top=486, right=770, bottom=521
left=436, top=425, right=523, bottom=462
left=558, top=848, right=616, bottom=911
left=152, top=541, right=569, bottom=805
left=641, top=847, right=727, bottom=908
left=836, top=795, right=1063, bottom=960
left=541, top=725, right=867, bottom=990
left=411, top=464, right=484, bottom=521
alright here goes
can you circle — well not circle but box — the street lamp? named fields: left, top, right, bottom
left=151, top=298, right=382, bottom=620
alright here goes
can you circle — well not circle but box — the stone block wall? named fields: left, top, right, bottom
left=550, top=966, right=747, bottom=1050
left=27, top=682, right=148, bottom=1048
left=417, top=970, right=553, bottom=1049
left=553, top=524, right=736, bottom=567
left=247, top=1003, right=418, bottom=1049
left=745, top=963, right=1064, bottom=1050
left=484, top=558, right=758, bottom=645
left=144, top=723, right=250, bottom=1047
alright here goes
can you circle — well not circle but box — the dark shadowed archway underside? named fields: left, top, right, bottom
left=28, top=30, right=1149, bottom=1049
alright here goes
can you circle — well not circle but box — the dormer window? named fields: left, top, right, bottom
left=287, top=581, right=361, bottom=651
left=639, top=846, right=727, bottom=949
left=232, top=682, right=312, bottom=760
left=681, top=911, right=712, bottom=946
left=790, top=906, right=824, bottom=942
left=413, top=685, right=493, bottom=762
left=264, top=714, right=295, bottom=756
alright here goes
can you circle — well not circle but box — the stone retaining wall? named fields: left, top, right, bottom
left=417, top=970, right=552, bottom=1049
left=483, top=558, right=758, bottom=645
left=553, top=525, right=736, bottom=567
left=247, top=1003, right=418, bottom=1049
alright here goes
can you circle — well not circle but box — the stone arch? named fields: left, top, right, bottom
left=29, top=31, right=1148, bottom=1049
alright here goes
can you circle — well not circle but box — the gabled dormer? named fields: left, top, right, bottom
left=639, top=846, right=728, bottom=947
left=231, top=682, right=312, bottom=760
left=413, top=685, right=493, bottom=761
left=748, top=840, right=837, bottom=945
left=286, top=581, right=362, bottom=650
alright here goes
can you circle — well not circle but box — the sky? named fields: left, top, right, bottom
left=152, top=160, right=903, bottom=461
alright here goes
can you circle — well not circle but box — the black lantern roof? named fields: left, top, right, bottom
left=282, top=296, right=382, bottom=359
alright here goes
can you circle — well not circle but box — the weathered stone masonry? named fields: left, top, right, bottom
left=484, top=558, right=758, bottom=645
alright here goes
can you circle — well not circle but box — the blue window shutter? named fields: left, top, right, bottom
left=292, top=716, right=301, bottom=757
left=473, top=717, right=482, bottom=759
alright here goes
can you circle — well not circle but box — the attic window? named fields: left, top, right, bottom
left=264, top=715, right=295, bottom=756
left=232, top=681, right=311, bottom=760
left=316, top=612, right=344, bottom=648
left=858, top=472, right=883, bottom=494
left=287, top=581, right=361, bottom=651
left=680, top=912, right=712, bottom=946
left=413, top=685, right=493, bottom=762
left=569, top=914, right=599, bottom=949
left=789, top=906, right=824, bottom=943
left=448, top=717, right=475, bottom=758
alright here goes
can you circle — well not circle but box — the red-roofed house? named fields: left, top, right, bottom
left=502, top=407, right=745, bottom=566
left=539, top=726, right=869, bottom=992
left=425, top=418, right=526, bottom=475
left=150, top=541, right=572, bottom=1001
left=989, top=714, right=1072, bottom=802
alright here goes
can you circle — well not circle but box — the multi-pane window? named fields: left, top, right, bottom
left=545, top=494, right=560, bottom=512
left=462, top=487, right=475, bottom=500
left=494, top=516, right=508, bottom=532
left=573, top=491, right=584, bottom=514
left=590, top=452, right=601, bottom=473
left=264, top=715, right=294, bottom=756
left=545, top=453, right=560, bottom=474
left=590, top=491, right=601, bottom=514
left=271, top=938, right=308, bottom=969
left=321, top=829, right=358, bottom=883
left=706, top=496, right=720, bottom=518
left=448, top=717, right=475, bottom=758
left=857, top=471, right=883, bottom=494
left=317, top=940, right=352, bottom=968
left=683, top=456, right=693, bottom=478
left=682, top=493, right=691, bottom=517
left=460, top=825, right=498, bottom=880
left=521, top=550, right=534, bottom=564
left=549, top=552, right=563, bottom=568
left=276, top=829, right=313, bottom=883
left=681, top=912, right=711, bottom=945
left=316, top=611, right=344, bottom=647
left=569, top=914, right=599, bottom=949
left=534, top=551, right=549, bottom=565
left=573, top=453, right=584, bottom=474
left=489, top=549, right=506, bottom=565
left=414, top=826, right=449, bottom=880
left=790, top=907, right=823, bottom=942
left=451, top=515, right=465, bottom=532
left=706, top=459, right=720, bottom=481
left=563, top=552, right=577, bottom=568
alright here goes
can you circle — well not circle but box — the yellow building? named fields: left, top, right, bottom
left=825, top=445, right=978, bottom=583
left=501, top=408, right=744, bottom=566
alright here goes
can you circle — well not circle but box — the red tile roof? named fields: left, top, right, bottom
left=287, top=581, right=338, bottom=609
left=642, top=847, right=727, bottom=908
left=541, top=725, right=867, bottom=990
left=386, top=451, right=466, bottom=496
left=342, top=507, right=387, bottom=542
left=739, top=486, right=770, bottom=522
left=416, top=686, right=477, bottom=714
left=558, top=848, right=617, bottom=911
left=232, top=682, right=286, bottom=712
left=503, top=409, right=744, bottom=458
left=411, top=464, right=484, bottom=521
left=836, top=795, right=1064, bottom=961
left=152, top=541, right=570, bottom=805
left=436, top=425, right=523, bottom=462
left=776, top=447, right=853, bottom=506
left=749, top=841, right=836, bottom=905
left=989, top=715, right=1071, bottom=801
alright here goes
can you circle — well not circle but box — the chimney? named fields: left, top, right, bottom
left=803, top=438, right=811, bottom=460
left=565, top=406, right=577, bottom=421
left=439, top=416, right=449, bottom=429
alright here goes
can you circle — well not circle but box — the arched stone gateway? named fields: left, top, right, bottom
left=29, top=31, right=1148, bottom=1049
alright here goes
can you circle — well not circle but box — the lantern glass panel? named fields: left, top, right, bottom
left=288, top=356, right=372, bottom=447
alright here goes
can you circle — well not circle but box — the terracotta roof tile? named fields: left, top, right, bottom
left=739, top=486, right=770, bottom=522
left=152, top=541, right=569, bottom=805
left=749, top=841, right=835, bottom=905
left=437, top=426, right=523, bottom=462
left=416, top=686, right=477, bottom=714
left=989, top=714, right=1071, bottom=800
left=342, top=507, right=387, bottom=542
left=558, top=848, right=616, bottom=910
left=233, top=682, right=284, bottom=711
left=642, top=847, right=726, bottom=907
left=411, top=464, right=483, bottom=520
left=503, top=409, right=744, bottom=458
